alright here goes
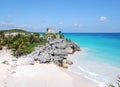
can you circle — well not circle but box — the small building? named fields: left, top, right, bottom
left=46, top=27, right=55, bottom=33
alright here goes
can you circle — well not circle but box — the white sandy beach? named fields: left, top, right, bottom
left=0, top=49, right=98, bottom=87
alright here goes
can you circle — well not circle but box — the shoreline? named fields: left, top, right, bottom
left=0, top=63, right=99, bottom=87
left=67, top=50, right=120, bottom=87
left=64, top=69, right=99, bottom=87
left=0, top=49, right=99, bottom=87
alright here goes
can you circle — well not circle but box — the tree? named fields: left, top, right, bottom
left=4, top=36, right=13, bottom=49
left=0, top=29, right=41, bottom=57
left=29, top=34, right=34, bottom=44
left=28, top=33, right=40, bottom=44
left=33, top=32, right=40, bottom=37
left=0, top=32, right=5, bottom=40
left=58, top=31, right=62, bottom=34
left=11, top=34, right=29, bottom=57
left=0, top=39, right=2, bottom=50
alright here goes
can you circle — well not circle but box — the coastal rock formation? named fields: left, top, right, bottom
left=53, top=49, right=68, bottom=56
left=0, top=29, right=80, bottom=68
left=25, top=36, right=80, bottom=68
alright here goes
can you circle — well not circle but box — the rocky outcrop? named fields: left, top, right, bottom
left=24, top=37, right=80, bottom=68
left=53, top=49, right=68, bottom=56
left=65, top=47, right=73, bottom=54
left=23, top=57, right=34, bottom=65
left=1, top=29, right=80, bottom=69
left=37, top=52, right=51, bottom=63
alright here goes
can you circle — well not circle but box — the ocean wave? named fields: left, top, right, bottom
left=68, top=67, right=107, bottom=87
left=78, top=66, right=99, bottom=76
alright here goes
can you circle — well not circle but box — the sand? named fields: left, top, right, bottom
left=0, top=49, right=98, bottom=87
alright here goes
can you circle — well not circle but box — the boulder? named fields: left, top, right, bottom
left=49, top=39, right=63, bottom=45
left=65, top=47, right=73, bottom=54
left=62, top=63, right=68, bottom=69
left=72, top=43, right=80, bottom=51
left=62, top=59, right=67, bottom=64
left=38, top=47, right=44, bottom=53
left=38, top=52, right=51, bottom=63
left=52, top=56, right=63, bottom=66
left=28, top=51, right=39, bottom=60
left=65, top=41, right=73, bottom=48
left=23, top=58, right=34, bottom=65
left=53, top=49, right=68, bottom=56
left=47, top=36, right=53, bottom=42
left=2, top=60, right=10, bottom=65
left=46, top=50, right=54, bottom=55
left=53, top=42, right=67, bottom=49
left=65, top=41, right=80, bottom=51
left=66, top=60, right=73, bottom=65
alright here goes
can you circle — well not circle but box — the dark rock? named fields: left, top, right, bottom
left=53, top=49, right=68, bottom=56
left=72, top=43, right=80, bottom=51
left=2, top=60, right=9, bottom=65
left=66, top=60, right=73, bottom=65
left=37, top=52, right=51, bottom=63
left=52, top=56, right=63, bottom=66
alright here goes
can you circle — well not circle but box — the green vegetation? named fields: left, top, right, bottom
left=0, top=29, right=29, bottom=34
left=58, top=31, right=64, bottom=39
left=28, top=33, right=40, bottom=44
left=42, top=33, right=57, bottom=39
left=108, top=76, right=120, bottom=87
left=42, top=31, right=64, bottom=39
left=108, top=84, right=116, bottom=87
left=0, top=45, right=2, bottom=50
left=11, top=34, right=31, bottom=57
left=2, top=61, right=8, bottom=64
left=0, top=29, right=47, bottom=57
left=66, top=38, right=72, bottom=42
left=0, top=29, right=65, bottom=57
left=39, top=37, right=47, bottom=45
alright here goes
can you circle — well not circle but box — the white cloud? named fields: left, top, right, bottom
left=0, top=22, right=14, bottom=27
left=99, top=16, right=108, bottom=22
left=0, top=22, right=37, bottom=29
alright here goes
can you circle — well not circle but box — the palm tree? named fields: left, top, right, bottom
left=28, top=34, right=34, bottom=44
left=0, top=32, right=5, bottom=40
left=12, top=34, right=29, bottom=57
left=4, top=36, right=13, bottom=49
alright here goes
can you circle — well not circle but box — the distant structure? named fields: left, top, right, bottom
left=46, top=27, right=55, bottom=33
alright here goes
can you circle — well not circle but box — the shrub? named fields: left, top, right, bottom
left=42, top=33, right=57, bottom=39
left=39, top=37, right=47, bottom=45
left=108, top=76, right=120, bottom=87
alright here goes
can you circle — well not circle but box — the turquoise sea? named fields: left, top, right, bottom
left=64, top=33, right=120, bottom=86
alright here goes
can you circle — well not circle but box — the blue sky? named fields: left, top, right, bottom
left=0, top=0, right=120, bottom=32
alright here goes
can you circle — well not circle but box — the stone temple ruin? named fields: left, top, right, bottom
left=46, top=27, right=56, bottom=33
